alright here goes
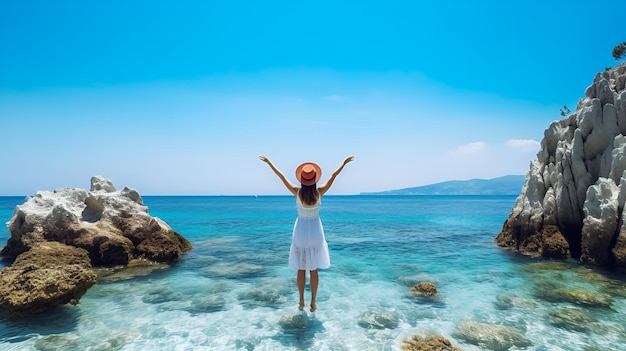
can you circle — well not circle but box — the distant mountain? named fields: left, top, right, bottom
left=362, top=175, right=525, bottom=195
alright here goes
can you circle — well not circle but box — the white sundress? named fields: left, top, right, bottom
left=288, top=194, right=331, bottom=270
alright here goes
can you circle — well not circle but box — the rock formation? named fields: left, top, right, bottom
left=496, top=62, right=626, bottom=271
left=401, top=334, right=462, bottom=351
left=0, top=176, right=193, bottom=316
left=0, top=242, right=97, bottom=317
left=2, top=176, right=192, bottom=265
left=411, top=282, right=437, bottom=296
left=358, top=309, right=399, bottom=329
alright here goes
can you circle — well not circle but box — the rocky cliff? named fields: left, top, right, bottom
left=496, top=62, right=626, bottom=272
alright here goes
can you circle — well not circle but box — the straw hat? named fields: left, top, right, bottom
left=295, top=162, right=322, bottom=186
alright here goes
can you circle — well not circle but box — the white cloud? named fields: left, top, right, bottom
left=506, top=139, right=540, bottom=152
left=454, top=141, right=487, bottom=154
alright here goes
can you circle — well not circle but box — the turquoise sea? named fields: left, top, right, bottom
left=0, top=195, right=625, bottom=350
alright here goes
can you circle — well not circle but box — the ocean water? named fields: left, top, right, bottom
left=0, top=195, right=625, bottom=351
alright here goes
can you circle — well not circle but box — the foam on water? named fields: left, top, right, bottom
left=0, top=195, right=625, bottom=350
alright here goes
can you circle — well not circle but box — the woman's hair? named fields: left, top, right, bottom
left=299, top=184, right=319, bottom=206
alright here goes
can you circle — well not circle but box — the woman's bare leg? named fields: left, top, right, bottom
left=310, top=269, right=318, bottom=312
left=297, top=270, right=306, bottom=310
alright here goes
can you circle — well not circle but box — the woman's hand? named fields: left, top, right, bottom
left=259, top=155, right=271, bottom=164
left=343, top=155, right=355, bottom=165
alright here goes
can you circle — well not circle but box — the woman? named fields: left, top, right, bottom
left=259, top=155, right=354, bottom=312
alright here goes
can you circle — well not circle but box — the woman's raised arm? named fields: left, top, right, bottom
left=318, top=156, right=354, bottom=196
left=259, top=155, right=299, bottom=195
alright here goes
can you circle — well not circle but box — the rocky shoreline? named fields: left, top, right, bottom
left=497, top=62, right=626, bottom=272
left=0, top=176, right=192, bottom=317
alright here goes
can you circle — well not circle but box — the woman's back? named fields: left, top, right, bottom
left=296, top=194, right=321, bottom=219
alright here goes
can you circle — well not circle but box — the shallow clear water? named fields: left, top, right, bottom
left=0, top=195, right=625, bottom=350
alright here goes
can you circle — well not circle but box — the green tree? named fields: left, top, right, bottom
left=560, top=105, right=571, bottom=117
left=613, top=42, right=626, bottom=60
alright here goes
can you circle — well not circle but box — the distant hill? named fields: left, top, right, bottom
left=362, top=175, right=525, bottom=195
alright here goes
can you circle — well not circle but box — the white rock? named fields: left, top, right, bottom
left=498, top=63, right=626, bottom=271
left=582, top=107, right=609, bottom=161
left=617, top=91, right=626, bottom=134
left=583, top=178, right=618, bottom=219
left=610, top=136, right=626, bottom=185
left=577, top=98, right=601, bottom=138
left=581, top=178, right=620, bottom=266
left=90, top=176, right=117, bottom=193
left=595, top=75, right=614, bottom=105
left=2, top=177, right=192, bottom=265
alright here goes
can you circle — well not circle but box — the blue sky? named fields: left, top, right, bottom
left=1, top=1, right=624, bottom=195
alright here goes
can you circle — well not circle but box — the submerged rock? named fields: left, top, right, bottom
left=408, top=281, right=444, bottom=305
left=453, top=320, right=532, bottom=351
left=520, top=260, right=572, bottom=272
left=496, top=62, right=626, bottom=271
left=401, top=334, right=462, bottom=351
left=358, top=308, right=398, bottom=329
left=238, top=287, right=287, bottom=306
left=278, top=312, right=311, bottom=330
left=96, top=259, right=170, bottom=283
left=494, top=293, right=537, bottom=310
left=33, top=335, right=81, bottom=351
left=523, top=263, right=615, bottom=309
left=411, top=282, right=437, bottom=297
left=0, top=242, right=97, bottom=317
left=548, top=307, right=601, bottom=333
left=202, top=262, right=265, bottom=279
left=186, top=295, right=227, bottom=314
left=534, top=287, right=613, bottom=308
left=142, top=286, right=185, bottom=304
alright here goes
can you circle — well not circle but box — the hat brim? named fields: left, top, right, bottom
left=295, top=162, right=322, bottom=186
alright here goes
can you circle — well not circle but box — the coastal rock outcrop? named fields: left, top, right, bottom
left=411, top=282, right=437, bottom=296
left=496, top=62, right=626, bottom=271
left=0, top=176, right=192, bottom=316
left=401, top=334, right=462, bottom=351
left=2, top=176, right=193, bottom=265
left=0, top=242, right=97, bottom=317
